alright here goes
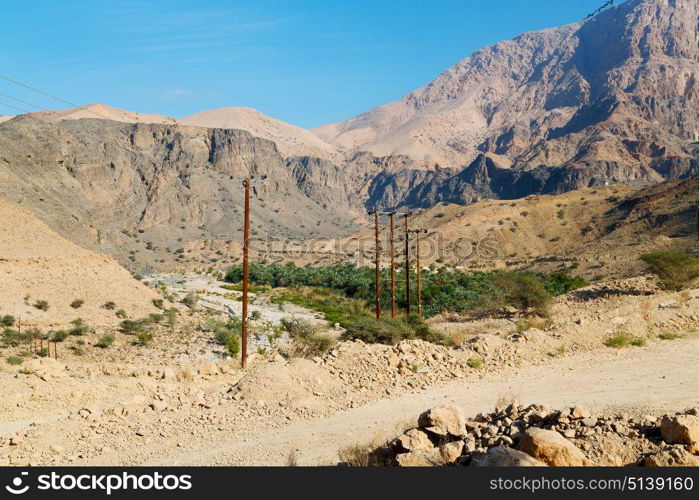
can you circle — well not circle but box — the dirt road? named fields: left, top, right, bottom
left=158, top=337, right=699, bottom=466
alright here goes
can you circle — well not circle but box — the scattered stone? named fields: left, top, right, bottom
left=660, top=415, right=699, bottom=453
left=418, top=406, right=466, bottom=437
left=394, top=428, right=434, bottom=453
left=517, top=428, right=596, bottom=466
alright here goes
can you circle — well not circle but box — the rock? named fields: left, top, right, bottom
left=581, top=418, right=598, bottom=427
left=395, top=428, right=434, bottom=453
left=150, top=400, right=167, bottom=412
left=49, top=444, right=64, bottom=455
left=517, top=428, right=595, bottom=466
left=660, top=415, right=699, bottom=453
left=475, top=446, right=547, bottom=467
left=160, top=368, right=176, bottom=380
left=418, top=406, right=466, bottom=437
left=439, top=441, right=464, bottom=464
left=571, top=406, right=591, bottom=419
left=395, top=448, right=445, bottom=466
left=198, top=363, right=220, bottom=376
left=644, top=446, right=699, bottom=467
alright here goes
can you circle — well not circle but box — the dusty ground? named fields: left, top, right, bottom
left=0, top=199, right=159, bottom=328
left=0, top=276, right=696, bottom=466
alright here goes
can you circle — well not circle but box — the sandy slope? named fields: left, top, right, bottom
left=0, top=198, right=159, bottom=327
left=146, top=337, right=699, bottom=465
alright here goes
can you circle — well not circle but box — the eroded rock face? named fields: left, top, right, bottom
left=516, top=428, right=596, bottom=466
left=660, top=415, right=699, bottom=453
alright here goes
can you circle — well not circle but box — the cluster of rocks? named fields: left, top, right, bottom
left=317, top=339, right=474, bottom=396
left=374, top=404, right=699, bottom=467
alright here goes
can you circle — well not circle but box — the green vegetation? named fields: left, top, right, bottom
left=115, top=309, right=128, bottom=318
left=69, top=318, right=89, bottom=336
left=6, top=356, right=23, bottom=366
left=103, top=301, right=117, bottom=310
left=1, top=329, right=31, bottom=347
left=226, top=264, right=585, bottom=319
left=280, top=317, right=336, bottom=356
left=640, top=251, right=699, bottom=291
left=658, top=331, right=682, bottom=341
left=605, top=333, right=646, bottom=348
left=52, top=330, right=69, bottom=342
left=136, top=331, right=153, bottom=345
left=467, top=356, right=484, bottom=369
left=96, top=334, right=115, bottom=348
left=207, top=318, right=242, bottom=356
left=70, top=299, right=84, bottom=309
left=152, top=298, right=164, bottom=309
left=1, top=315, right=16, bottom=327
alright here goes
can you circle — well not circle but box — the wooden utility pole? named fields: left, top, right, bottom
left=409, top=229, right=428, bottom=316
left=404, top=212, right=412, bottom=314
left=369, top=210, right=381, bottom=320
left=388, top=212, right=396, bottom=318
left=232, top=175, right=265, bottom=369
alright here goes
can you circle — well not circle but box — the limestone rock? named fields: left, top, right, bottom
left=395, top=428, right=434, bottom=453
left=660, top=415, right=699, bottom=453
left=475, top=446, right=547, bottom=467
left=644, top=446, right=699, bottom=467
left=418, top=406, right=466, bottom=437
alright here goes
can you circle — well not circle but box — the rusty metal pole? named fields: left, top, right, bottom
left=241, top=176, right=252, bottom=369
left=389, top=213, right=396, bottom=318
left=369, top=211, right=381, bottom=320
left=416, top=232, right=422, bottom=316
left=404, top=213, right=411, bottom=315
left=54, top=339, right=58, bottom=360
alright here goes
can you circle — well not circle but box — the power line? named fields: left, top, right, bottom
left=0, top=73, right=115, bottom=120
left=0, top=92, right=49, bottom=111
left=584, top=0, right=616, bottom=20
left=0, top=100, right=30, bottom=114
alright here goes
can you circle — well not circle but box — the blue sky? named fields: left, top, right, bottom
left=0, top=0, right=606, bottom=128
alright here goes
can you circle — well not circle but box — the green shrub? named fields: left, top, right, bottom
left=251, top=310, right=262, bottom=320
left=120, top=319, right=141, bottom=334
left=226, top=335, right=240, bottom=356
left=103, top=301, right=117, bottom=310
left=281, top=317, right=336, bottom=357
left=2, top=328, right=31, bottom=347
left=69, top=318, right=89, bottom=336
left=152, top=298, right=164, bottom=309
left=1, top=315, right=16, bottom=327
left=52, top=330, right=69, bottom=342
left=6, top=356, right=23, bottom=365
left=115, top=309, right=128, bottom=318
left=658, top=331, right=682, bottom=340
left=640, top=251, right=699, bottom=291
left=70, top=299, right=84, bottom=309
left=605, top=333, right=646, bottom=348
left=34, top=300, right=49, bottom=311
left=467, top=356, right=484, bottom=370
left=136, top=331, right=153, bottom=345
left=96, top=334, right=115, bottom=348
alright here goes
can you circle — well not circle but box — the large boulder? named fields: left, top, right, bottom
left=644, top=446, right=699, bottom=467
left=418, top=406, right=466, bottom=437
left=394, top=428, right=434, bottom=453
left=517, top=428, right=595, bottom=466
left=395, top=448, right=445, bottom=467
left=660, top=415, right=699, bottom=453
left=475, top=446, right=547, bottom=467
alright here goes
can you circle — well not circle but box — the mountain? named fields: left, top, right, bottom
left=46, top=102, right=178, bottom=124
left=316, top=0, right=698, bottom=179
left=181, top=107, right=340, bottom=161
left=0, top=115, right=358, bottom=271
left=0, top=197, right=160, bottom=327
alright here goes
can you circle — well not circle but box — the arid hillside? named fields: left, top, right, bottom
left=0, top=199, right=159, bottom=327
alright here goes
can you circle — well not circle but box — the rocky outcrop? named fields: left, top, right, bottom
left=0, top=116, right=358, bottom=269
